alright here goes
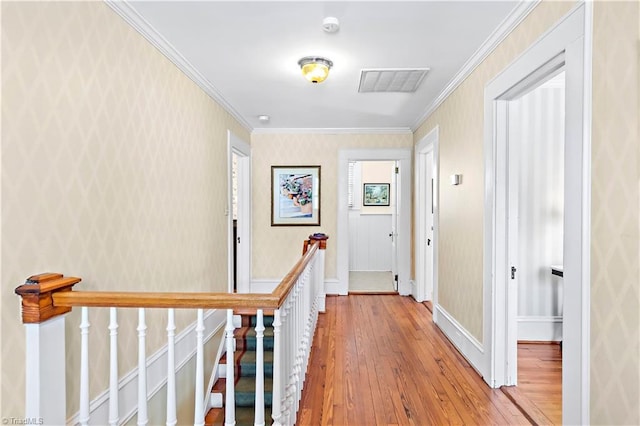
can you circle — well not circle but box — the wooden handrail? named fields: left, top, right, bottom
left=15, top=236, right=328, bottom=321
left=53, top=291, right=280, bottom=310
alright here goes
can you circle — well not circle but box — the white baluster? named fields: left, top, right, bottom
left=225, top=309, right=236, bottom=426
left=166, top=309, right=177, bottom=426
left=271, top=309, right=282, bottom=426
left=254, top=309, right=265, bottom=426
left=79, top=307, right=90, bottom=426
left=137, top=308, right=148, bottom=426
left=108, top=308, right=119, bottom=426
left=194, top=309, right=205, bottom=426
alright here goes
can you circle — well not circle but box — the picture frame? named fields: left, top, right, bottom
left=271, top=166, right=321, bottom=226
left=363, top=183, right=390, bottom=206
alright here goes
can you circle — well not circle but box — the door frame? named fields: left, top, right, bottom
left=482, top=3, right=591, bottom=424
left=337, top=148, right=412, bottom=296
left=227, top=130, right=251, bottom=293
left=415, top=127, right=439, bottom=308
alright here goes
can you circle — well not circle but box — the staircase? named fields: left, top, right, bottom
left=207, top=312, right=275, bottom=425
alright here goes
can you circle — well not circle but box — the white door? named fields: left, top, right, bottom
left=228, top=131, right=251, bottom=293
left=390, top=162, right=398, bottom=291
left=415, top=128, right=438, bottom=304
left=424, top=151, right=434, bottom=300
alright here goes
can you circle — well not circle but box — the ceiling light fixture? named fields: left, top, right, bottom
left=298, top=56, right=333, bottom=84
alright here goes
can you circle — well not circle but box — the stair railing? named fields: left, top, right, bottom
left=14, top=234, right=328, bottom=426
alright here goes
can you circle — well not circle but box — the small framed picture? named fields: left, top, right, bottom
left=271, top=166, right=321, bottom=226
left=363, top=183, right=390, bottom=206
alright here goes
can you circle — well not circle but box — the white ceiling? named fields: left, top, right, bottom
left=116, top=1, right=525, bottom=132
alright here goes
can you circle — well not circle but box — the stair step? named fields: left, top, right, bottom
left=235, top=376, right=273, bottom=407
left=249, top=315, right=275, bottom=327
left=235, top=327, right=275, bottom=351
left=237, top=350, right=274, bottom=377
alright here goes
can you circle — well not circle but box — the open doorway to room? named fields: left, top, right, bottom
left=504, top=72, right=565, bottom=424
left=483, top=5, right=591, bottom=424
left=347, top=160, right=397, bottom=294
left=337, top=148, right=412, bottom=296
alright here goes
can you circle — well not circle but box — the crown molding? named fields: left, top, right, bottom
left=411, top=0, right=541, bottom=131
left=105, top=0, right=253, bottom=132
left=252, top=127, right=412, bottom=135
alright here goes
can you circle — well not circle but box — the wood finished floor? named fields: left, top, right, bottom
left=513, top=342, right=562, bottom=425
left=298, top=295, right=535, bottom=425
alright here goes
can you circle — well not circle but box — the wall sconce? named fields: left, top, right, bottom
left=450, top=174, right=462, bottom=185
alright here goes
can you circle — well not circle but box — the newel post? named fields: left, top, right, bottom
left=308, top=234, right=328, bottom=313
left=14, top=272, right=82, bottom=425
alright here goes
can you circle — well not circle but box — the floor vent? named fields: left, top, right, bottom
left=358, top=68, right=429, bottom=93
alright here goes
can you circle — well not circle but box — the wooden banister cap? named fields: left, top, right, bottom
left=309, top=233, right=329, bottom=249
left=15, top=272, right=81, bottom=323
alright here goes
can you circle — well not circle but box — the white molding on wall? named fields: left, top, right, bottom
left=252, top=127, right=412, bottom=135
left=251, top=278, right=339, bottom=296
left=434, top=304, right=485, bottom=378
left=68, top=309, right=227, bottom=425
left=411, top=0, right=541, bottom=130
left=517, top=316, right=563, bottom=342
left=104, top=1, right=252, bottom=132
left=323, top=279, right=342, bottom=296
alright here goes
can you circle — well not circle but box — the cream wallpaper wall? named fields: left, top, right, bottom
left=414, top=0, right=575, bottom=341
left=414, top=0, right=640, bottom=423
left=1, top=1, right=248, bottom=419
left=251, top=133, right=412, bottom=280
left=590, top=1, right=639, bottom=424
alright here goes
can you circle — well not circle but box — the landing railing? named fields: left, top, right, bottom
left=15, top=234, right=328, bottom=426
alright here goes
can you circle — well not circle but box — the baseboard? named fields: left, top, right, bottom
left=433, top=304, right=485, bottom=376
left=68, top=309, right=227, bottom=425
left=517, top=316, right=563, bottom=341
left=323, top=278, right=342, bottom=295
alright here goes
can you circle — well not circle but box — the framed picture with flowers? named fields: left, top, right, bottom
left=271, top=165, right=321, bottom=226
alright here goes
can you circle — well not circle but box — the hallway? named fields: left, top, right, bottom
left=298, top=295, right=533, bottom=425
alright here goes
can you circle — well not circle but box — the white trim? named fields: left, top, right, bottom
left=322, top=279, right=341, bottom=296
left=252, top=127, right=412, bottom=135
left=434, top=304, right=484, bottom=375
left=68, top=309, right=226, bottom=425
left=104, top=1, right=251, bottom=132
left=517, top=316, right=563, bottom=342
left=483, top=3, right=590, bottom=424
left=411, top=1, right=540, bottom=130
left=337, top=149, right=412, bottom=297
left=228, top=130, right=252, bottom=293
left=414, top=127, right=439, bottom=304
left=251, top=278, right=339, bottom=296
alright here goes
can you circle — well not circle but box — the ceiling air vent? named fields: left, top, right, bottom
left=358, top=68, right=430, bottom=93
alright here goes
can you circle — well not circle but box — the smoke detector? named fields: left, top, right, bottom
left=322, top=17, right=340, bottom=33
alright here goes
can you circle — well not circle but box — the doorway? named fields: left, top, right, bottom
left=415, top=127, right=438, bottom=306
left=347, top=160, right=397, bottom=293
left=227, top=131, right=251, bottom=293
left=483, top=4, right=591, bottom=424
left=507, top=72, right=565, bottom=424
left=337, top=148, right=412, bottom=296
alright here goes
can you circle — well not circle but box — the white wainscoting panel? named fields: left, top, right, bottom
left=348, top=210, right=392, bottom=271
